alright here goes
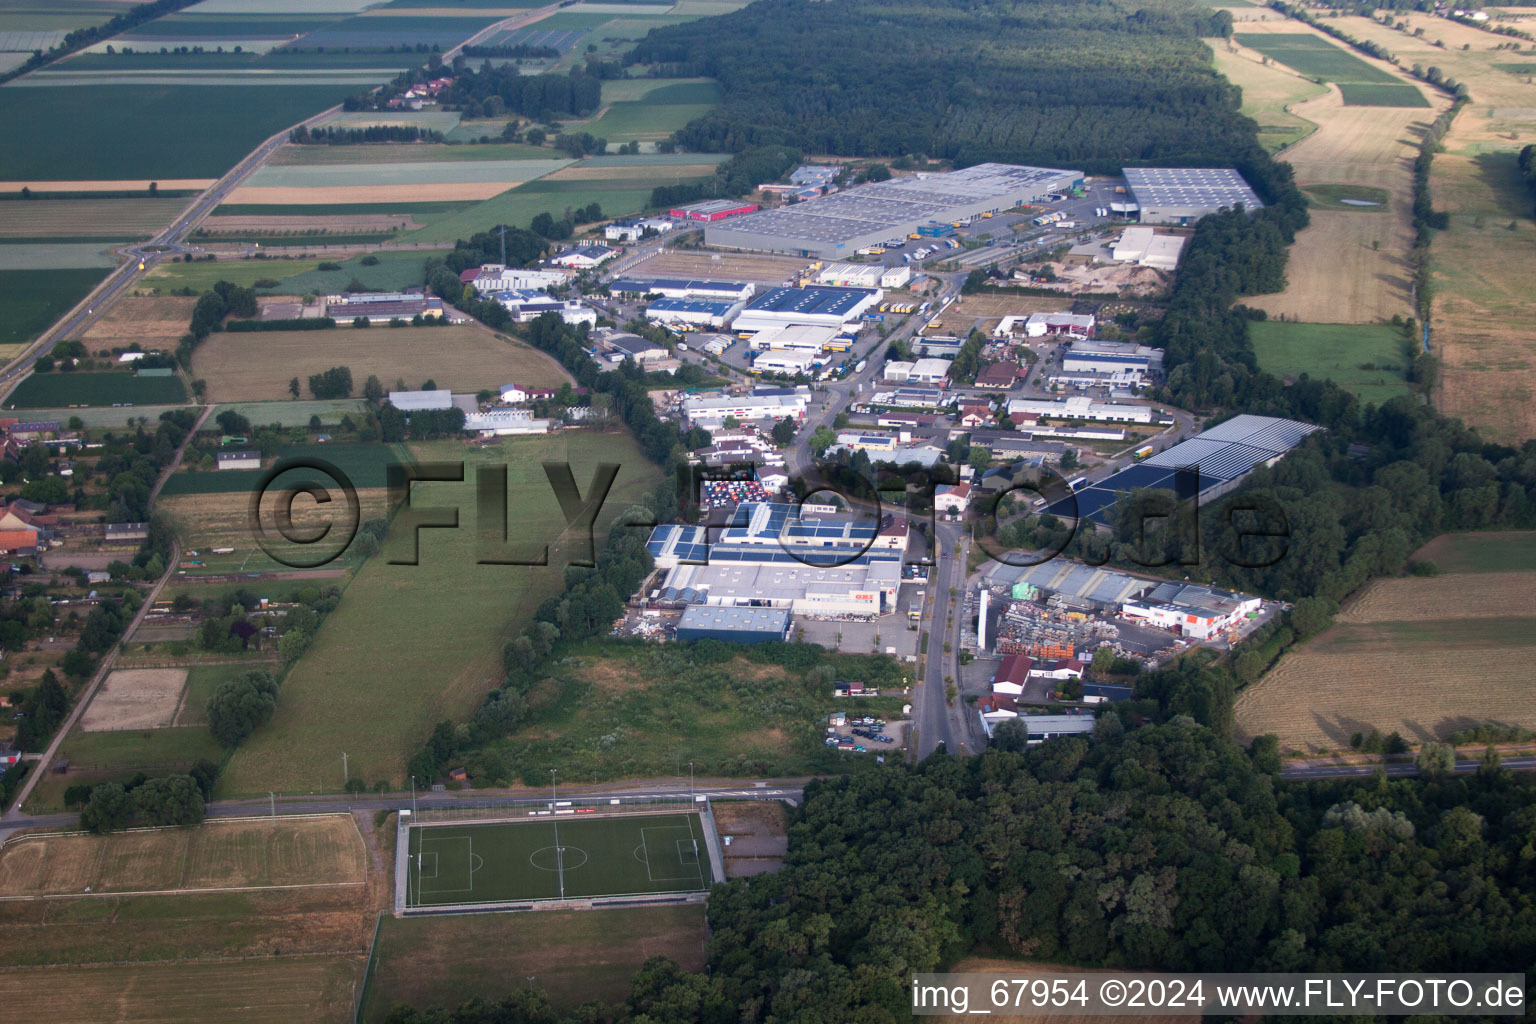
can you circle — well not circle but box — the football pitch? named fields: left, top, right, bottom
left=404, top=813, right=713, bottom=907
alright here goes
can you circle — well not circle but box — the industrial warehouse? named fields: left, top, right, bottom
left=1045, top=413, right=1322, bottom=524
left=705, top=162, right=1084, bottom=258
left=1123, top=167, right=1264, bottom=226
left=640, top=502, right=910, bottom=619
left=732, top=285, right=882, bottom=332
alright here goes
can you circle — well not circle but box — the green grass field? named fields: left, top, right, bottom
left=1302, top=183, right=1392, bottom=210
left=406, top=813, right=712, bottom=906
left=1235, top=33, right=1403, bottom=84
left=212, top=399, right=369, bottom=427
left=1415, top=531, right=1536, bottom=574
left=1338, top=82, right=1431, bottom=107
left=6, top=371, right=187, bottom=409
left=218, top=430, right=662, bottom=795
left=0, top=267, right=109, bottom=346
left=174, top=663, right=267, bottom=728
left=1249, top=320, right=1412, bottom=405
left=0, top=84, right=361, bottom=181
left=59, top=726, right=225, bottom=772
left=160, top=441, right=404, bottom=495
left=359, top=903, right=706, bottom=1021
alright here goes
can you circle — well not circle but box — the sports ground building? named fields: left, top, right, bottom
left=706, top=162, right=1084, bottom=259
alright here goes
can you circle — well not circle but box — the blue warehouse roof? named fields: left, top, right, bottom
left=745, top=286, right=876, bottom=317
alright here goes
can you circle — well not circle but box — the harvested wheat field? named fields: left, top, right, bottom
left=191, top=323, right=571, bottom=402
left=224, top=183, right=518, bottom=204
left=1304, top=14, right=1536, bottom=441
left=0, top=179, right=215, bottom=192
left=1236, top=566, right=1536, bottom=752
left=628, top=249, right=804, bottom=284
left=0, top=197, right=190, bottom=239
left=1219, top=22, right=1445, bottom=323
left=77, top=668, right=188, bottom=732
left=1208, top=38, right=1327, bottom=153
left=80, top=295, right=197, bottom=352
left=199, top=214, right=424, bottom=233
left=0, top=814, right=367, bottom=897
left=0, top=956, right=365, bottom=1024
left=542, top=162, right=722, bottom=182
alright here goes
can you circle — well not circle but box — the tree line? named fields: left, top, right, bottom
left=288, top=125, right=445, bottom=146
left=1, top=0, right=200, bottom=84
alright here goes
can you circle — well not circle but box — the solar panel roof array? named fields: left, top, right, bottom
left=710, top=163, right=1081, bottom=245
left=745, top=286, right=877, bottom=317
left=1046, top=414, right=1320, bottom=523
left=1124, top=167, right=1264, bottom=212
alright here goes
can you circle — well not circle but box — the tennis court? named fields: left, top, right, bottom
left=404, top=812, right=713, bottom=907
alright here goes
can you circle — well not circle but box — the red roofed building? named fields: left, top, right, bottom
left=0, top=529, right=40, bottom=554
left=1010, top=412, right=1039, bottom=429
left=935, top=482, right=971, bottom=517
left=991, top=653, right=1034, bottom=696
left=958, top=404, right=991, bottom=428
left=978, top=693, right=1020, bottom=720
left=459, top=267, right=482, bottom=284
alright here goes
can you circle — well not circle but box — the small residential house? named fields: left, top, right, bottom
left=499, top=383, right=528, bottom=404
left=934, top=482, right=971, bottom=517
left=958, top=404, right=991, bottom=429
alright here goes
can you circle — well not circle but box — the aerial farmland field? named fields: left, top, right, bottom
left=0, top=84, right=362, bottom=182
left=1236, top=535, right=1536, bottom=752
left=190, top=322, right=571, bottom=402
left=1233, top=32, right=1403, bottom=84
left=5, top=370, right=187, bottom=409
left=0, top=267, right=110, bottom=346
left=0, top=197, right=189, bottom=240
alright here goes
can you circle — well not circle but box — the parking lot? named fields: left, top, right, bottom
left=794, top=613, right=920, bottom=662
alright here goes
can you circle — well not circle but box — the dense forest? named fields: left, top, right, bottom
left=630, top=0, right=1258, bottom=174
left=386, top=714, right=1536, bottom=1023
left=436, top=65, right=607, bottom=121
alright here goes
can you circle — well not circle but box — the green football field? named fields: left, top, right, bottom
left=405, top=813, right=713, bottom=906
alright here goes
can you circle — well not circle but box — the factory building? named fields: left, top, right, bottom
left=816, top=263, right=911, bottom=290
left=1045, top=413, right=1322, bottom=525
left=464, top=264, right=571, bottom=293
left=908, top=358, right=952, bottom=385
left=1005, top=396, right=1153, bottom=424
left=1053, top=340, right=1166, bottom=389
left=1022, top=312, right=1095, bottom=339
left=746, top=324, right=843, bottom=353
left=732, top=285, right=882, bottom=332
left=1121, top=582, right=1261, bottom=641
left=864, top=387, right=950, bottom=411
left=644, top=502, right=908, bottom=617
left=675, top=605, right=792, bottom=645
left=643, top=297, right=747, bottom=329
left=707, top=162, right=1084, bottom=259
left=754, top=349, right=820, bottom=375
left=1124, top=168, right=1263, bottom=227
left=609, top=278, right=756, bottom=303
left=1110, top=226, right=1187, bottom=270
left=669, top=199, right=759, bottom=222
left=682, top=391, right=808, bottom=429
